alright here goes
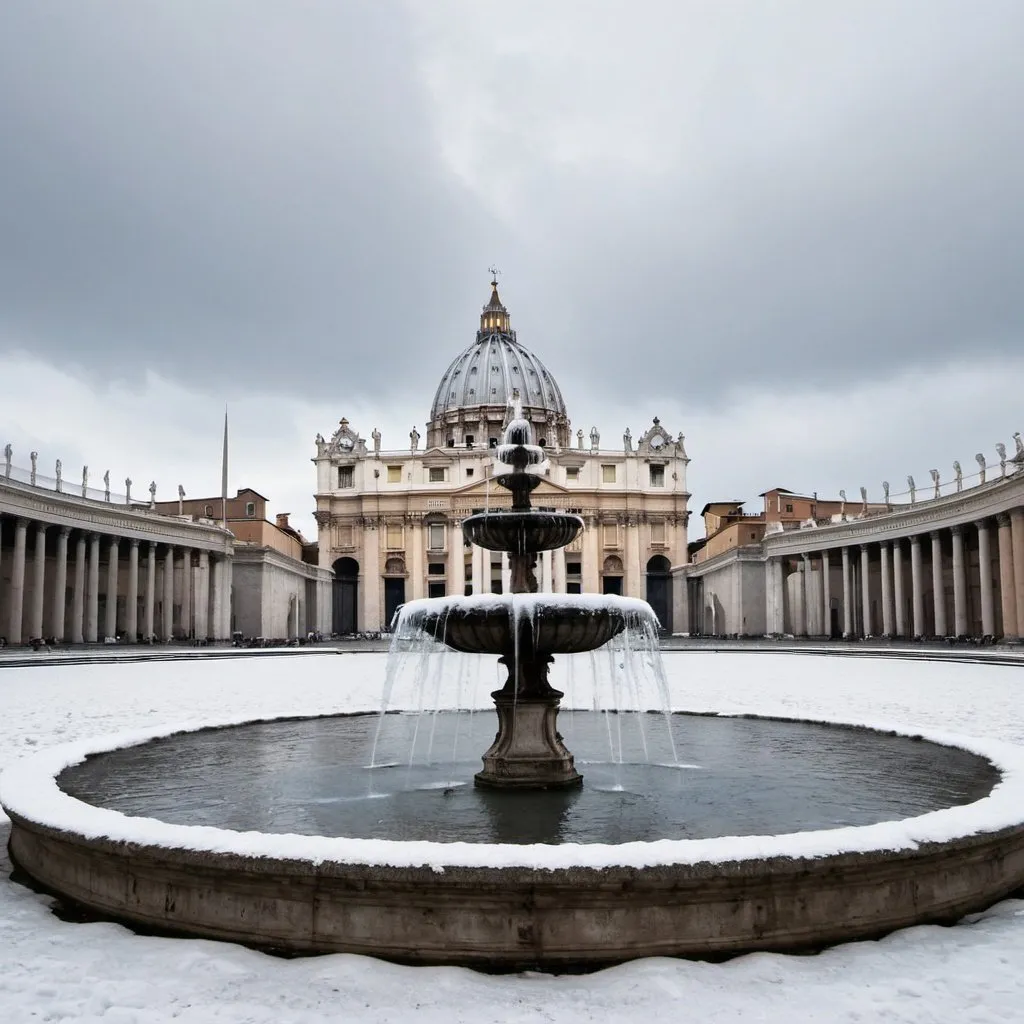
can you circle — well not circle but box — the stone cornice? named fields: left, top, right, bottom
left=673, top=544, right=765, bottom=578
left=1, top=479, right=233, bottom=553
left=763, top=473, right=1024, bottom=556
left=232, top=544, right=333, bottom=580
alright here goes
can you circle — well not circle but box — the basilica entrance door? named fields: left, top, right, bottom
left=645, top=555, right=672, bottom=632
left=384, top=578, right=406, bottom=630
left=332, top=557, right=359, bottom=635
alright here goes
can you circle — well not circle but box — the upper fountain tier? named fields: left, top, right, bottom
left=462, top=391, right=584, bottom=556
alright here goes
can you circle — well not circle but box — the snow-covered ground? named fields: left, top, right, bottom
left=1, top=651, right=1024, bottom=1022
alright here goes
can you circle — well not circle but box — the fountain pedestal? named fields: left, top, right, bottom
left=475, top=691, right=582, bottom=790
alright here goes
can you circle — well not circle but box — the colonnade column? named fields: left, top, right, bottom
left=104, top=537, right=119, bottom=640
left=996, top=514, right=1018, bottom=641
left=163, top=546, right=174, bottom=640
left=841, top=546, right=852, bottom=638
left=930, top=531, right=947, bottom=637
left=196, top=551, right=210, bottom=642
left=71, top=532, right=86, bottom=644
left=86, top=533, right=101, bottom=643
left=211, top=557, right=224, bottom=640
left=1011, top=510, right=1024, bottom=640
left=879, top=541, right=893, bottom=637
left=450, top=521, right=465, bottom=597
left=951, top=525, right=967, bottom=637
left=222, top=557, right=233, bottom=638
left=126, top=540, right=139, bottom=643
left=145, top=542, right=157, bottom=641
left=179, top=549, right=192, bottom=639
left=50, top=527, right=70, bottom=640
left=8, top=519, right=28, bottom=643
left=910, top=536, right=924, bottom=639
left=29, top=523, right=48, bottom=640
left=821, top=551, right=831, bottom=638
left=796, top=555, right=809, bottom=637
left=893, top=541, right=905, bottom=637
left=860, top=544, right=872, bottom=637
left=977, top=520, right=995, bottom=638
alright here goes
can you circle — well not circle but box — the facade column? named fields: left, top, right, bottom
left=86, top=533, right=101, bottom=643
left=7, top=519, right=28, bottom=643
left=163, top=545, right=174, bottom=640
left=951, top=525, right=968, bottom=637
left=996, top=514, right=1017, bottom=641
left=196, top=551, right=210, bottom=641
left=860, top=544, right=872, bottom=637
left=500, top=552, right=511, bottom=593
left=71, top=532, right=86, bottom=644
left=879, top=541, right=893, bottom=637
left=977, top=520, right=995, bottom=638
left=624, top=520, right=642, bottom=598
left=126, top=539, right=139, bottom=643
left=821, top=550, right=831, bottom=638
left=145, top=542, right=157, bottom=641
left=583, top=519, right=601, bottom=593
left=104, top=537, right=120, bottom=640
left=50, top=527, right=70, bottom=641
left=553, top=548, right=566, bottom=594
left=1011, top=510, right=1024, bottom=641
left=29, top=523, right=48, bottom=640
left=471, top=544, right=484, bottom=596
left=450, top=521, right=465, bottom=597
left=930, top=531, right=947, bottom=637
left=540, top=550, right=553, bottom=592
left=841, top=546, right=852, bottom=638
left=893, top=540, right=905, bottom=637
left=910, top=535, right=924, bottom=639
left=408, top=520, right=424, bottom=601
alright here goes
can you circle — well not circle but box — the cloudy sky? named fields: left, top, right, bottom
left=2, top=1, right=1023, bottom=539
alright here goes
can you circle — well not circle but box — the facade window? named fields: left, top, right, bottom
left=338, top=525, right=354, bottom=546
left=428, top=524, right=445, bottom=550
left=447, top=438, right=456, bottom=448
left=602, top=464, right=616, bottom=484
left=429, top=467, right=446, bottom=483
left=428, top=582, right=446, bottom=598
left=466, top=467, right=474, bottom=478
left=465, top=435, right=475, bottom=447
left=785, top=503, right=794, bottom=513
left=566, top=467, right=580, bottom=482
left=338, top=466, right=354, bottom=488
left=649, top=465, right=665, bottom=487
left=651, top=521, right=666, bottom=544
left=386, top=524, right=403, bottom=549
left=603, top=523, right=618, bottom=548
left=387, top=465, right=402, bottom=484
left=204, top=504, right=212, bottom=516
left=245, top=502, right=256, bottom=518
left=538, top=437, right=546, bottom=448
left=427, top=561, right=446, bottom=576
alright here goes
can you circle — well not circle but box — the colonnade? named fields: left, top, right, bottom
left=1, top=515, right=234, bottom=644
left=766, top=510, right=1024, bottom=640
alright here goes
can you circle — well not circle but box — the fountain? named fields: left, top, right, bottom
left=398, top=390, right=646, bottom=790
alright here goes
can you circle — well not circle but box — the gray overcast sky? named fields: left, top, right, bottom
left=2, top=1, right=1023, bottom=538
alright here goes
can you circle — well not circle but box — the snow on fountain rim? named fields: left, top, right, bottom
left=397, top=592, right=653, bottom=621
left=3, top=710, right=1024, bottom=873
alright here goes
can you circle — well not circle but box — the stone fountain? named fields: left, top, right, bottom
left=400, top=393, right=629, bottom=789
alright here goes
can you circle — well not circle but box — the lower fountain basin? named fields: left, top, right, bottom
left=398, top=593, right=649, bottom=656
left=462, top=511, right=584, bottom=554
left=5, top=710, right=1024, bottom=969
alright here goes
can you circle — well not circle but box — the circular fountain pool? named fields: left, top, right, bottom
left=5, top=706, right=1024, bottom=970
left=55, top=712, right=998, bottom=845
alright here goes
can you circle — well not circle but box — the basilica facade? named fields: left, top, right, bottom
left=314, top=281, right=690, bottom=632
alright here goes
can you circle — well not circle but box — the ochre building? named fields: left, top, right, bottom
left=314, top=281, right=690, bottom=633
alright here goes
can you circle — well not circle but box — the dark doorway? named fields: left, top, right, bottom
left=645, top=555, right=672, bottom=632
left=332, top=557, right=359, bottom=635
left=384, top=577, right=406, bottom=630
left=602, top=575, right=623, bottom=596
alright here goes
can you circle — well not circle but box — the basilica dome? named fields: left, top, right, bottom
left=426, top=281, right=570, bottom=449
